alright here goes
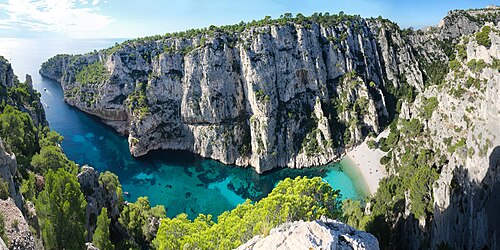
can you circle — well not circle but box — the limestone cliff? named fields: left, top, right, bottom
left=366, top=9, right=500, bottom=249
left=237, top=218, right=379, bottom=250
left=0, top=57, right=46, bottom=128
left=40, top=13, right=444, bottom=173
left=413, top=22, right=499, bottom=249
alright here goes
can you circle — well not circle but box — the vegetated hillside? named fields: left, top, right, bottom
left=343, top=11, right=500, bottom=250
left=0, top=56, right=47, bottom=248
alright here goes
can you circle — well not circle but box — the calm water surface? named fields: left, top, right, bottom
left=0, top=38, right=367, bottom=218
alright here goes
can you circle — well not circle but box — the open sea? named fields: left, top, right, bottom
left=0, top=38, right=368, bottom=219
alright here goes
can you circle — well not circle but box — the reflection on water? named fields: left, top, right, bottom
left=0, top=38, right=366, bottom=219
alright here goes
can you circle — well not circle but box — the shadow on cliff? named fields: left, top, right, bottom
left=430, top=146, right=500, bottom=250
left=365, top=146, right=500, bottom=250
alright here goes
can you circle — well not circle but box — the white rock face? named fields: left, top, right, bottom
left=0, top=139, right=23, bottom=208
left=237, top=218, right=379, bottom=250
left=40, top=17, right=431, bottom=173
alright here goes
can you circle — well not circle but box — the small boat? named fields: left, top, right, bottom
left=43, top=88, right=47, bottom=91
left=124, top=191, right=130, bottom=196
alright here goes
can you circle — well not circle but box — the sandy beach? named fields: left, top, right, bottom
left=344, top=130, right=389, bottom=196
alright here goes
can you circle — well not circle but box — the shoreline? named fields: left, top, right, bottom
left=342, top=130, right=389, bottom=196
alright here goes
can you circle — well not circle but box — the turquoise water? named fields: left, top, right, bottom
left=0, top=38, right=367, bottom=218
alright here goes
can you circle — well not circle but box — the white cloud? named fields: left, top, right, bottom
left=0, top=0, right=113, bottom=36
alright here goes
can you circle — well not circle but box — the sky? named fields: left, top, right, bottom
left=0, top=0, right=498, bottom=39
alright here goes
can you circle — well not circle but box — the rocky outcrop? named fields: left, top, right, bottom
left=437, top=7, right=500, bottom=40
left=237, top=218, right=379, bottom=250
left=0, top=238, right=7, bottom=250
left=77, top=166, right=122, bottom=242
left=0, top=57, right=46, bottom=128
left=0, top=57, right=16, bottom=89
left=0, top=198, right=36, bottom=250
left=0, top=139, right=22, bottom=208
left=85, top=242, right=99, bottom=250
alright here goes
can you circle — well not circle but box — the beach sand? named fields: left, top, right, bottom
left=344, top=130, right=389, bottom=196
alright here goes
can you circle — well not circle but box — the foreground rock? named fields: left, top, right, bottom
left=0, top=198, right=36, bottom=250
left=237, top=218, right=379, bottom=250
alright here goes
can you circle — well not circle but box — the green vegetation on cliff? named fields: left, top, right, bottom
left=344, top=114, right=442, bottom=247
left=93, top=208, right=115, bottom=250
left=119, top=197, right=166, bottom=248
left=0, top=105, right=38, bottom=167
left=36, top=168, right=87, bottom=250
left=152, top=176, right=341, bottom=250
left=475, top=26, right=492, bottom=47
left=105, top=11, right=375, bottom=55
left=127, top=82, right=149, bottom=119
left=75, top=61, right=109, bottom=85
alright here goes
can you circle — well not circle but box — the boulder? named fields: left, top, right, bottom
left=237, top=218, right=379, bottom=250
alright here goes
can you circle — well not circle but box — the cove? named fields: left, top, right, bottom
left=0, top=38, right=368, bottom=219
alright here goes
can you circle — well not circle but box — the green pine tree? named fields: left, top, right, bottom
left=36, top=169, right=87, bottom=250
left=93, top=208, right=114, bottom=250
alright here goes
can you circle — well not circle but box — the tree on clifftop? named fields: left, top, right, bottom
left=93, top=208, right=115, bottom=250
left=36, top=168, right=87, bottom=250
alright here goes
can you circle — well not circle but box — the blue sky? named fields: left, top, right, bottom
left=0, top=0, right=497, bottom=38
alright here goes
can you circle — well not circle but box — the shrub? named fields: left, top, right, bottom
left=75, top=61, right=109, bottom=85
left=119, top=197, right=166, bottom=246
left=0, top=179, right=8, bottom=200
left=475, top=26, right=491, bottom=48
left=0, top=105, right=38, bottom=167
left=0, top=213, right=6, bottom=244
left=367, top=139, right=377, bottom=149
left=380, top=155, right=391, bottom=165
left=400, top=119, right=422, bottom=137
left=449, top=59, right=461, bottom=71
left=456, top=44, right=467, bottom=60
left=421, top=97, right=438, bottom=119
left=467, top=59, right=487, bottom=73
left=447, top=138, right=466, bottom=154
